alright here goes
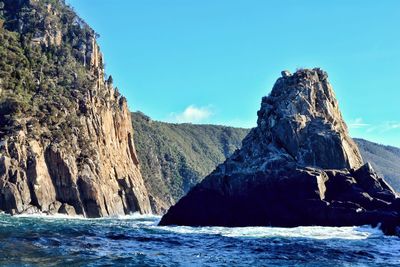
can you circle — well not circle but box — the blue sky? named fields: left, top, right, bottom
left=67, top=0, right=400, bottom=147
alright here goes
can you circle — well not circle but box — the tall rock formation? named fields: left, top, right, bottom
left=160, top=69, right=400, bottom=235
left=0, top=0, right=150, bottom=216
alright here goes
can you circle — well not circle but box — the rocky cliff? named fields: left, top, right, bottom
left=0, top=0, right=150, bottom=216
left=160, top=69, right=400, bottom=235
left=132, top=112, right=249, bottom=214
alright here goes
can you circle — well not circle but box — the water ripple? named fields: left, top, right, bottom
left=0, top=214, right=399, bottom=266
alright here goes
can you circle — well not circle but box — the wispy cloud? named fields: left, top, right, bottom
left=366, top=121, right=400, bottom=133
left=169, top=105, right=213, bottom=123
left=349, top=118, right=400, bottom=134
left=347, top=118, right=400, bottom=133
left=381, top=121, right=400, bottom=132
left=348, top=118, right=370, bottom=129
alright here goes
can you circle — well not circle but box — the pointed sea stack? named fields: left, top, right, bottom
left=159, top=68, right=400, bottom=235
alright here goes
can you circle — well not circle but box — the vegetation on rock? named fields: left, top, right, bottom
left=0, top=0, right=97, bottom=155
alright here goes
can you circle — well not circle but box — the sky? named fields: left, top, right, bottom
left=66, top=0, right=400, bottom=147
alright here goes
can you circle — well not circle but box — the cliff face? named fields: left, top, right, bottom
left=0, top=0, right=150, bottom=216
left=132, top=112, right=249, bottom=214
left=160, top=69, right=400, bottom=235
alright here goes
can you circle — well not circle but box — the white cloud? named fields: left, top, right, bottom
left=378, top=121, right=400, bottom=133
left=348, top=118, right=400, bottom=134
left=170, top=105, right=213, bottom=123
left=348, top=118, right=370, bottom=129
left=360, top=121, right=400, bottom=133
left=388, top=122, right=400, bottom=130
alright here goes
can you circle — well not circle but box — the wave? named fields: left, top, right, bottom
left=102, top=213, right=161, bottom=221
left=14, top=212, right=85, bottom=220
left=4, top=212, right=389, bottom=240
left=1, top=212, right=398, bottom=266
left=157, top=224, right=385, bottom=240
left=12, top=212, right=161, bottom=222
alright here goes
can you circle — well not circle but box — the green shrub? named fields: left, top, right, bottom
left=0, top=96, right=29, bottom=116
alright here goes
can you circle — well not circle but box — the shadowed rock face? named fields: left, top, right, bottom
left=160, top=68, right=400, bottom=235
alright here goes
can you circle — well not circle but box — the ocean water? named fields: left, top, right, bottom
left=0, top=213, right=399, bottom=266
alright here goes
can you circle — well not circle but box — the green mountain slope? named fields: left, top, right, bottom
left=355, top=138, right=400, bottom=192
left=132, top=112, right=249, bottom=213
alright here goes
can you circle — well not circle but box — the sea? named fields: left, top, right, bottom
left=0, top=213, right=399, bottom=266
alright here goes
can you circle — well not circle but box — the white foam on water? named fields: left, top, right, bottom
left=14, top=213, right=85, bottom=220
left=157, top=224, right=385, bottom=240
left=12, top=212, right=161, bottom=221
left=105, top=213, right=161, bottom=221
left=6, top=213, right=391, bottom=241
left=11, top=212, right=161, bottom=227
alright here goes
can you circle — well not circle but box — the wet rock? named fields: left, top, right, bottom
left=58, top=203, right=77, bottom=216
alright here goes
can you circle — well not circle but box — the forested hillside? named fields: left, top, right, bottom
left=132, top=112, right=249, bottom=213
left=355, top=138, right=400, bottom=192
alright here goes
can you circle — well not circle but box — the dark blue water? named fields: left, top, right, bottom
left=0, top=213, right=399, bottom=266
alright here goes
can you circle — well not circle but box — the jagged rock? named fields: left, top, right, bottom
left=0, top=89, right=151, bottom=217
left=160, top=68, right=400, bottom=235
left=58, top=203, right=77, bottom=216
left=281, top=70, right=291, bottom=77
left=0, top=91, right=151, bottom=218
